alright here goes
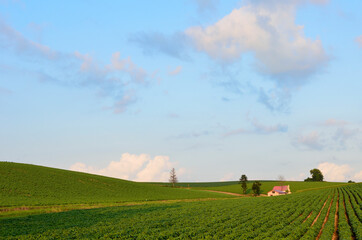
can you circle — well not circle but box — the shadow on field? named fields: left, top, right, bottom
left=0, top=204, right=179, bottom=238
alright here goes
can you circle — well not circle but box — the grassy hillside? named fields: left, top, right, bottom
left=192, top=181, right=349, bottom=194
left=0, top=162, right=230, bottom=207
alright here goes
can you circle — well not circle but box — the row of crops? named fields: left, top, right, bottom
left=1, top=183, right=361, bottom=239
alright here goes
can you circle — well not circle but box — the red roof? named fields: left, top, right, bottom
left=272, top=186, right=289, bottom=191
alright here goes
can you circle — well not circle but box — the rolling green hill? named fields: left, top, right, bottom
left=0, top=162, right=230, bottom=207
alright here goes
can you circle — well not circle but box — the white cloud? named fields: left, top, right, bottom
left=318, top=162, right=352, bottom=182
left=356, top=35, right=362, bottom=48
left=168, top=66, right=182, bottom=76
left=135, top=155, right=173, bottom=182
left=186, top=0, right=329, bottom=80
left=70, top=153, right=181, bottom=182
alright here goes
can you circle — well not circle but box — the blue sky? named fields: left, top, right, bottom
left=1, top=0, right=361, bottom=182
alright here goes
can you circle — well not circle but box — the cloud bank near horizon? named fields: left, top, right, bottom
left=70, top=153, right=184, bottom=182
left=318, top=162, right=362, bottom=182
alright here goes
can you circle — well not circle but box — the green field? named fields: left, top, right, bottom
left=1, top=183, right=361, bottom=239
left=0, top=162, right=231, bottom=207
left=1, top=162, right=361, bottom=239
left=152, top=180, right=348, bottom=195
left=192, top=181, right=349, bottom=195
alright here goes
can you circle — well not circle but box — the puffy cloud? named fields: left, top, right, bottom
left=318, top=162, right=352, bottom=182
left=356, top=35, right=362, bottom=48
left=70, top=153, right=180, bottom=182
left=292, top=131, right=325, bottom=150
left=168, top=66, right=183, bottom=76
left=135, top=156, right=173, bottom=182
left=186, top=1, right=329, bottom=80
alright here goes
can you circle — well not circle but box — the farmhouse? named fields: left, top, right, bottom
left=268, top=185, right=291, bottom=196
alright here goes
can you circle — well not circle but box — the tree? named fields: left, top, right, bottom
left=304, top=168, right=324, bottom=182
left=252, top=181, right=262, bottom=196
left=169, top=168, right=178, bottom=187
left=278, top=175, right=285, bottom=187
left=239, top=174, right=248, bottom=194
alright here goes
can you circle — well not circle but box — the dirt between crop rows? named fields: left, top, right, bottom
left=311, top=198, right=329, bottom=227
left=343, top=193, right=356, bottom=240
left=303, top=211, right=313, bottom=223
left=332, top=193, right=339, bottom=240
left=316, top=196, right=334, bottom=239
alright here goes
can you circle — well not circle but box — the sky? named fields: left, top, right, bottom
left=1, top=0, right=361, bottom=182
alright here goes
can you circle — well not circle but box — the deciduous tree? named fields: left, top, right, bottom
left=304, top=168, right=324, bottom=182
left=239, top=174, right=248, bottom=194
left=252, top=181, right=262, bottom=196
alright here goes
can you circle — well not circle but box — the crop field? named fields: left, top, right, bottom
left=1, top=182, right=361, bottom=239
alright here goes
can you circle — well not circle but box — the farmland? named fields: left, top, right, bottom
left=1, top=183, right=361, bottom=239
left=1, top=162, right=361, bottom=239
